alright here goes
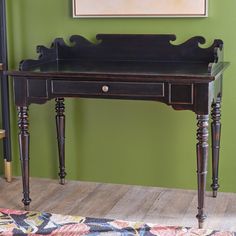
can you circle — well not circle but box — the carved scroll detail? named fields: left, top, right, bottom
left=20, top=34, right=224, bottom=74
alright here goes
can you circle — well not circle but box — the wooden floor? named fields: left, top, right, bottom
left=0, top=177, right=236, bottom=231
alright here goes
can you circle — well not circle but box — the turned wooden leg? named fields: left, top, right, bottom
left=211, top=97, right=221, bottom=198
left=18, top=106, right=31, bottom=210
left=55, top=98, right=66, bottom=185
left=196, top=114, right=209, bottom=228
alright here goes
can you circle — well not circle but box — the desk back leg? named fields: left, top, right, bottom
left=211, top=96, right=221, bottom=198
left=196, top=114, right=209, bottom=228
left=55, top=98, right=66, bottom=185
left=18, top=106, right=31, bottom=210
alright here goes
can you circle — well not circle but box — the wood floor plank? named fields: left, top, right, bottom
left=218, top=193, right=236, bottom=231
left=105, top=186, right=163, bottom=222
left=32, top=179, right=100, bottom=214
left=0, top=177, right=236, bottom=231
left=0, top=177, right=23, bottom=209
left=203, top=192, right=230, bottom=231
left=144, top=188, right=196, bottom=226
left=69, top=183, right=130, bottom=217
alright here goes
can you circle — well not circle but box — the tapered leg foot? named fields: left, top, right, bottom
left=55, top=98, right=66, bottom=184
left=196, top=114, right=209, bottom=228
left=24, top=204, right=30, bottom=211
left=22, top=196, right=31, bottom=211
left=198, top=220, right=205, bottom=229
left=213, top=190, right=217, bottom=198
left=59, top=178, right=65, bottom=185
left=211, top=97, right=221, bottom=198
left=196, top=208, right=207, bottom=229
left=4, top=160, right=12, bottom=182
left=18, top=106, right=31, bottom=209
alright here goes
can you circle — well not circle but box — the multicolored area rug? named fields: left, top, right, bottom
left=0, top=208, right=234, bottom=235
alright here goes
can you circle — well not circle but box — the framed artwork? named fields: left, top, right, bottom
left=73, top=0, right=208, bottom=18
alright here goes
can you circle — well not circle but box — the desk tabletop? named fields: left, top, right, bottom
left=8, top=60, right=229, bottom=83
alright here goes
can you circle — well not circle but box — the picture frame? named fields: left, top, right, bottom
left=72, top=0, right=208, bottom=18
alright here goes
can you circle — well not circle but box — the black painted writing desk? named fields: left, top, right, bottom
left=8, top=34, right=229, bottom=228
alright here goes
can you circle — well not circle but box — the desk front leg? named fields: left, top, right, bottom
left=196, top=114, right=209, bottom=228
left=211, top=96, right=221, bottom=197
left=55, top=98, right=66, bottom=185
left=18, top=106, right=31, bottom=210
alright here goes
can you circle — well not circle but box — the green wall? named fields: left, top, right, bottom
left=4, top=0, right=236, bottom=192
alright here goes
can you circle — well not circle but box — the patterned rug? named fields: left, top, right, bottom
left=0, top=208, right=234, bottom=235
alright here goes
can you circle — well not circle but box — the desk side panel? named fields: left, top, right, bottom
left=13, top=77, right=28, bottom=106
left=194, top=83, right=211, bottom=115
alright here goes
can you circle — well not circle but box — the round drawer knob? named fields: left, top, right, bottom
left=102, top=85, right=109, bottom=93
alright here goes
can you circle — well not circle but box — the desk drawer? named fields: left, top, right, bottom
left=51, top=80, right=164, bottom=97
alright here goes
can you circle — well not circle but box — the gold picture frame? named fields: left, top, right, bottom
left=73, top=0, right=208, bottom=18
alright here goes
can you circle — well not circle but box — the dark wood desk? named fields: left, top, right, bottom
left=8, top=34, right=229, bottom=228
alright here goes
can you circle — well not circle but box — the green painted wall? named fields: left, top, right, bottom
left=3, top=0, right=236, bottom=192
